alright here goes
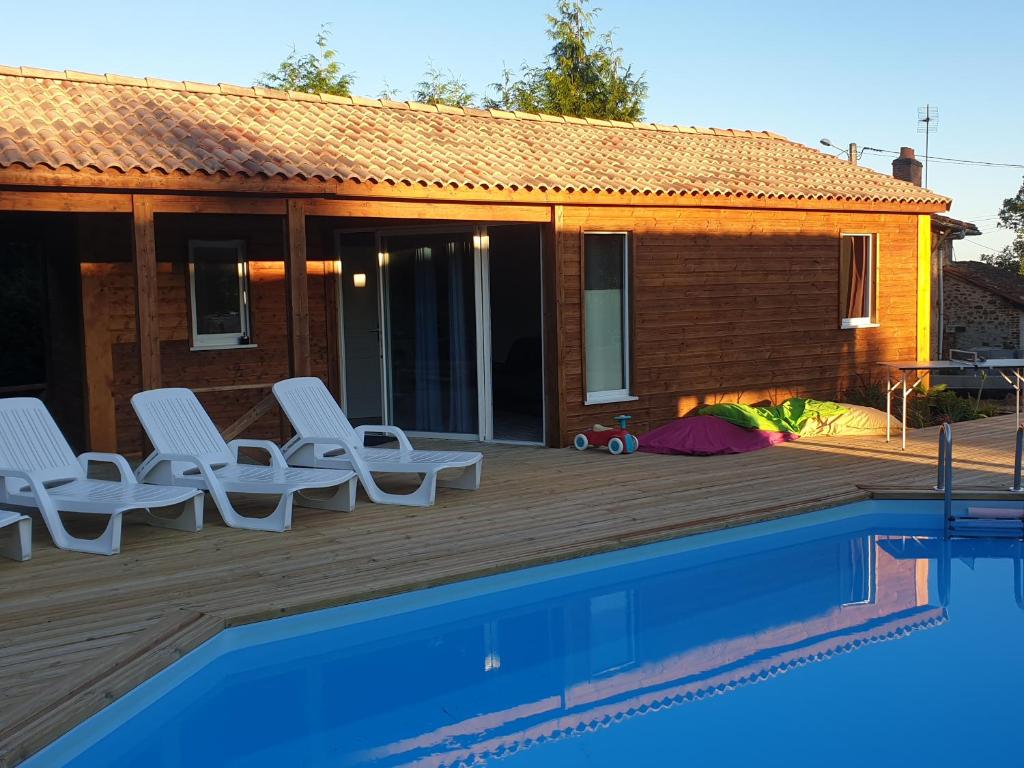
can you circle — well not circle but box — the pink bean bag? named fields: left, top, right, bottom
left=639, top=415, right=799, bottom=456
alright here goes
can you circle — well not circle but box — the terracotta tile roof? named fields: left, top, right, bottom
left=945, top=260, right=1024, bottom=309
left=0, top=66, right=950, bottom=206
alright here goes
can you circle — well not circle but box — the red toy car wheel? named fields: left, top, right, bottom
left=574, top=433, right=589, bottom=451
left=607, top=436, right=625, bottom=455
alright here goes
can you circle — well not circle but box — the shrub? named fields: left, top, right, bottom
left=842, top=376, right=1002, bottom=427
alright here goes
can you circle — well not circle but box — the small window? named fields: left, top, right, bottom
left=188, top=240, right=251, bottom=348
left=839, top=234, right=877, bottom=328
left=584, top=233, right=631, bottom=403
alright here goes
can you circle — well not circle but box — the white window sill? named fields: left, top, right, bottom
left=584, top=393, right=639, bottom=406
left=190, top=343, right=258, bottom=352
left=841, top=321, right=880, bottom=330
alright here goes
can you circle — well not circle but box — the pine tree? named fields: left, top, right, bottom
left=486, top=0, right=647, bottom=121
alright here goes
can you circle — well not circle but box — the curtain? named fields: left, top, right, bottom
left=845, top=237, right=869, bottom=319
left=414, top=246, right=443, bottom=431
left=447, top=241, right=474, bottom=434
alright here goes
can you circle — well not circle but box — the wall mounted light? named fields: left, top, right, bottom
left=353, top=273, right=367, bottom=288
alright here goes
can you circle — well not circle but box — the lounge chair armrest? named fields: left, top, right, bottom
left=0, top=467, right=34, bottom=482
left=135, top=452, right=216, bottom=483
left=0, top=467, right=54, bottom=504
left=77, top=452, right=137, bottom=484
left=289, top=436, right=356, bottom=455
left=227, top=439, right=288, bottom=469
left=355, top=425, right=413, bottom=451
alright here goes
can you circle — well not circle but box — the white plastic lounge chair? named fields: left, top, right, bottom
left=132, top=388, right=357, bottom=532
left=273, top=377, right=483, bottom=507
left=0, top=510, right=30, bottom=561
left=0, top=397, right=203, bottom=555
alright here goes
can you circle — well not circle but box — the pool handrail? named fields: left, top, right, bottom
left=1011, top=425, right=1024, bottom=494
left=937, top=423, right=953, bottom=525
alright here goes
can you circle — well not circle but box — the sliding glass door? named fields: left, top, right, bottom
left=337, top=225, right=544, bottom=443
left=382, top=231, right=479, bottom=437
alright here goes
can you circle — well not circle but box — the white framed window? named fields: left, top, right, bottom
left=584, top=232, right=634, bottom=404
left=839, top=233, right=878, bottom=329
left=188, top=240, right=252, bottom=349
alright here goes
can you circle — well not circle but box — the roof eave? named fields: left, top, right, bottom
left=0, top=166, right=953, bottom=214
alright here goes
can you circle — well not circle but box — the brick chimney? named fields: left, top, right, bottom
left=892, top=147, right=923, bottom=186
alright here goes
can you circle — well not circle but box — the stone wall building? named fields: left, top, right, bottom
left=942, top=260, right=1024, bottom=357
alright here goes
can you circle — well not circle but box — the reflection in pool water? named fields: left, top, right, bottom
left=34, top=502, right=1024, bottom=767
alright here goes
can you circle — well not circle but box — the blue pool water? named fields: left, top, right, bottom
left=29, top=499, right=1024, bottom=767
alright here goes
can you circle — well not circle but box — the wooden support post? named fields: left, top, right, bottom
left=542, top=205, right=565, bottom=447
left=81, top=265, right=118, bottom=452
left=285, top=199, right=311, bottom=378
left=131, top=195, right=161, bottom=391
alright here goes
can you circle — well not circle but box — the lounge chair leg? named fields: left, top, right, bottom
left=0, top=517, right=31, bottom=561
left=207, top=485, right=293, bottom=533
left=41, top=511, right=123, bottom=556
left=438, top=461, right=482, bottom=491
left=296, top=478, right=357, bottom=512
left=359, top=471, right=438, bottom=507
left=141, top=495, right=205, bottom=532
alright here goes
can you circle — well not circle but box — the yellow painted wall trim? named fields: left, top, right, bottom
left=917, top=215, right=932, bottom=362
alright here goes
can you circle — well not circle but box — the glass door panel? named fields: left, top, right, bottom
left=383, top=232, right=478, bottom=435
left=337, top=232, right=383, bottom=425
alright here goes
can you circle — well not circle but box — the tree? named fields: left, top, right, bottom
left=413, top=63, right=475, bottom=107
left=256, top=24, right=354, bottom=96
left=982, top=179, right=1024, bottom=275
left=485, top=0, right=647, bottom=121
left=377, top=79, right=401, bottom=101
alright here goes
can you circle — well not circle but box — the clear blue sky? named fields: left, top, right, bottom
left=4, top=0, right=1021, bottom=258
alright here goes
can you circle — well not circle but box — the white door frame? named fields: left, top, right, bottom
left=474, top=227, right=493, bottom=441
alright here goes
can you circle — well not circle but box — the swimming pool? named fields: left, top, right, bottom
left=27, top=499, right=1024, bottom=767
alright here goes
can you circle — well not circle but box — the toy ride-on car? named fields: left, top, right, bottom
left=573, top=415, right=639, bottom=455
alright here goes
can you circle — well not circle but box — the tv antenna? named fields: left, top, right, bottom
left=917, top=104, right=938, bottom=187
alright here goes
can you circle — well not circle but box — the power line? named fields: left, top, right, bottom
left=958, top=238, right=1006, bottom=254
left=862, top=147, right=1024, bottom=169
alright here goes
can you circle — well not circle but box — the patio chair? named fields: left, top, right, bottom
left=132, top=388, right=357, bottom=532
left=273, top=377, right=483, bottom=507
left=0, top=510, right=31, bottom=561
left=0, top=397, right=203, bottom=556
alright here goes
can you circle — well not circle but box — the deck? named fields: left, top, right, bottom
left=0, top=415, right=1020, bottom=765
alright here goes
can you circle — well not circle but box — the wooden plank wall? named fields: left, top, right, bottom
left=78, top=213, right=334, bottom=455
left=555, top=206, right=921, bottom=445
left=75, top=204, right=923, bottom=452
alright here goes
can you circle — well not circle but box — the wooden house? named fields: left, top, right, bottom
left=0, top=67, right=950, bottom=451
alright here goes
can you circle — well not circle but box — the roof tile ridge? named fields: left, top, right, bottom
left=0, top=64, right=792, bottom=140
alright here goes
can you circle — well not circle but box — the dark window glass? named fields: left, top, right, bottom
left=192, top=245, right=243, bottom=337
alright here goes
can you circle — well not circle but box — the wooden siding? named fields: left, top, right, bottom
left=554, top=206, right=923, bottom=445
left=79, top=214, right=335, bottom=454
left=74, top=204, right=927, bottom=451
